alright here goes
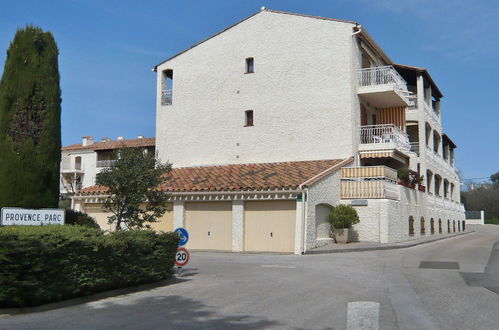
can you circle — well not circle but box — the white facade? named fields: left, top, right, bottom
left=155, top=11, right=356, bottom=167
left=61, top=136, right=155, bottom=195
left=151, top=9, right=466, bottom=251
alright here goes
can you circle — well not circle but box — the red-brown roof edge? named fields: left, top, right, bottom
left=393, top=63, right=443, bottom=98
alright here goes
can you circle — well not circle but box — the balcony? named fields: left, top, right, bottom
left=424, top=101, right=439, bottom=126
left=410, top=142, right=420, bottom=156
left=360, top=124, right=410, bottom=151
left=357, top=66, right=409, bottom=108
left=61, top=157, right=84, bottom=174
left=407, top=95, right=418, bottom=111
left=340, top=166, right=399, bottom=200
left=96, top=160, right=117, bottom=168
left=161, top=89, right=172, bottom=106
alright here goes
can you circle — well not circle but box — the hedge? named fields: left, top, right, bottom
left=0, top=226, right=179, bottom=307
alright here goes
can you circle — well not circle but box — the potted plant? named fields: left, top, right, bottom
left=328, top=204, right=360, bottom=243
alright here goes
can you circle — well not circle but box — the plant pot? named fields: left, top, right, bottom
left=334, top=228, right=350, bottom=244
left=418, top=184, right=426, bottom=192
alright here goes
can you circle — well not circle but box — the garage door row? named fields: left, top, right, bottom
left=185, top=200, right=296, bottom=253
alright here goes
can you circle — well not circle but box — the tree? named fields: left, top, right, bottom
left=96, top=147, right=171, bottom=230
left=0, top=26, right=61, bottom=208
left=491, top=171, right=499, bottom=189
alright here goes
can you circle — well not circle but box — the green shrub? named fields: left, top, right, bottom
left=328, top=205, right=360, bottom=231
left=0, top=226, right=179, bottom=307
left=65, top=209, right=100, bottom=229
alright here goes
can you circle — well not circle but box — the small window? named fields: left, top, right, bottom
left=245, top=110, right=253, bottom=126
left=245, top=57, right=254, bottom=73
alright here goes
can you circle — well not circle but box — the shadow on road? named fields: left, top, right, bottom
left=69, top=294, right=281, bottom=329
left=460, top=240, right=499, bottom=294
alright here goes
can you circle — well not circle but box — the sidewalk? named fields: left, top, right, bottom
left=306, top=230, right=474, bottom=254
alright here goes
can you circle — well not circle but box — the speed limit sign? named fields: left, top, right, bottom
left=175, top=247, right=190, bottom=267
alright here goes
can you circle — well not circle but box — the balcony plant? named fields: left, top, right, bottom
left=328, top=205, right=360, bottom=243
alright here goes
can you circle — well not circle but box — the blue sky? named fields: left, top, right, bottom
left=0, top=0, right=498, bottom=180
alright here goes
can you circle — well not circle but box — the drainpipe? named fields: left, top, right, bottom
left=296, top=186, right=308, bottom=254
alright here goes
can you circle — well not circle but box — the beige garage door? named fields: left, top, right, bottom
left=244, top=200, right=296, bottom=253
left=185, top=202, right=232, bottom=251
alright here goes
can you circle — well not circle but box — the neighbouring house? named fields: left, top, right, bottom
left=73, top=9, right=465, bottom=254
left=60, top=136, right=155, bottom=195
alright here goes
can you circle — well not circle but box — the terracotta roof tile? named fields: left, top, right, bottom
left=77, top=158, right=352, bottom=196
left=62, top=138, right=155, bottom=151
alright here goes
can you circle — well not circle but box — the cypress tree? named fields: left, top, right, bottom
left=0, top=26, right=62, bottom=208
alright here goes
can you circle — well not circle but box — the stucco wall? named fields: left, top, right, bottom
left=156, top=11, right=356, bottom=167
left=345, top=185, right=466, bottom=243
left=305, top=170, right=342, bottom=250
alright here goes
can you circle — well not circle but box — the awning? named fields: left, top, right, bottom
left=359, top=150, right=408, bottom=164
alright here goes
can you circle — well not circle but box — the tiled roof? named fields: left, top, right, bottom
left=77, top=158, right=353, bottom=196
left=62, top=138, right=155, bottom=151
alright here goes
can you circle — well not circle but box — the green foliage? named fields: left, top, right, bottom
left=96, top=147, right=171, bottom=231
left=0, top=226, right=179, bottom=307
left=0, top=26, right=61, bottom=208
left=462, top=173, right=499, bottom=224
left=65, top=209, right=100, bottom=229
left=397, top=168, right=410, bottom=182
left=328, top=204, right=360, bottom=230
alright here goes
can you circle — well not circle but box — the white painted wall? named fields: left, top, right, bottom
left=60, top=150, right=97, bottom=194
left=345, top=185, right=465, bottom=243
left=156, top=11, right=357, bottom=167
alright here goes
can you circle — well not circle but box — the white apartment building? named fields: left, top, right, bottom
left=61, top=136, right=155, bottom=195
left=74, top=9, right=465, bottom=253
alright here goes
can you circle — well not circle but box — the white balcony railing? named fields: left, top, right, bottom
left=360, top=124, right=410, bottom=150
left=161, top=89, right=172, bottom=106
left=358, top=66, right=408, bottom=92
left=96, top=160, right=116, bottom=168
left=407, top=95, right=418, bottom=111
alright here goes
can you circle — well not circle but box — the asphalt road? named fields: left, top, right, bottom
left=1, top=225, right=498, bottom=330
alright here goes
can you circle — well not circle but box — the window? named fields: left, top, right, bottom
left=245, top=57, right=254, bottom=73
left=438, top=219, right=442, bottom=234
left=161, top=69, right=173, bottom=106
left=245, top=110, right=254, bottom=126
left=420, top=217, right=425, bottom=235
left=408, top=216, right=414, bottom=236
left=430, top=218, right=435, bottom=235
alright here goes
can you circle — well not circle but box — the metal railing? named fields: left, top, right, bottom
left=407, top=95, right=418, bottom=110
left=358, top=66, right=408, bottom=92
left=161, top=89, right=172, bottom=106
left=410, top=142, right=420, bottom=155
left=96, top=160, right=116, bottom=168
left=360, top=124, right=410, bottom=150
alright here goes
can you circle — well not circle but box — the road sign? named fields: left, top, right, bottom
left=175, top=247, right=190, bottom=267
left=174, top=227, right=189, bottom=246
left=1, top=208, right=65, bottom=226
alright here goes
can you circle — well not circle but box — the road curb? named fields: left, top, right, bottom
left=306, top=231, right=474, bottom=255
